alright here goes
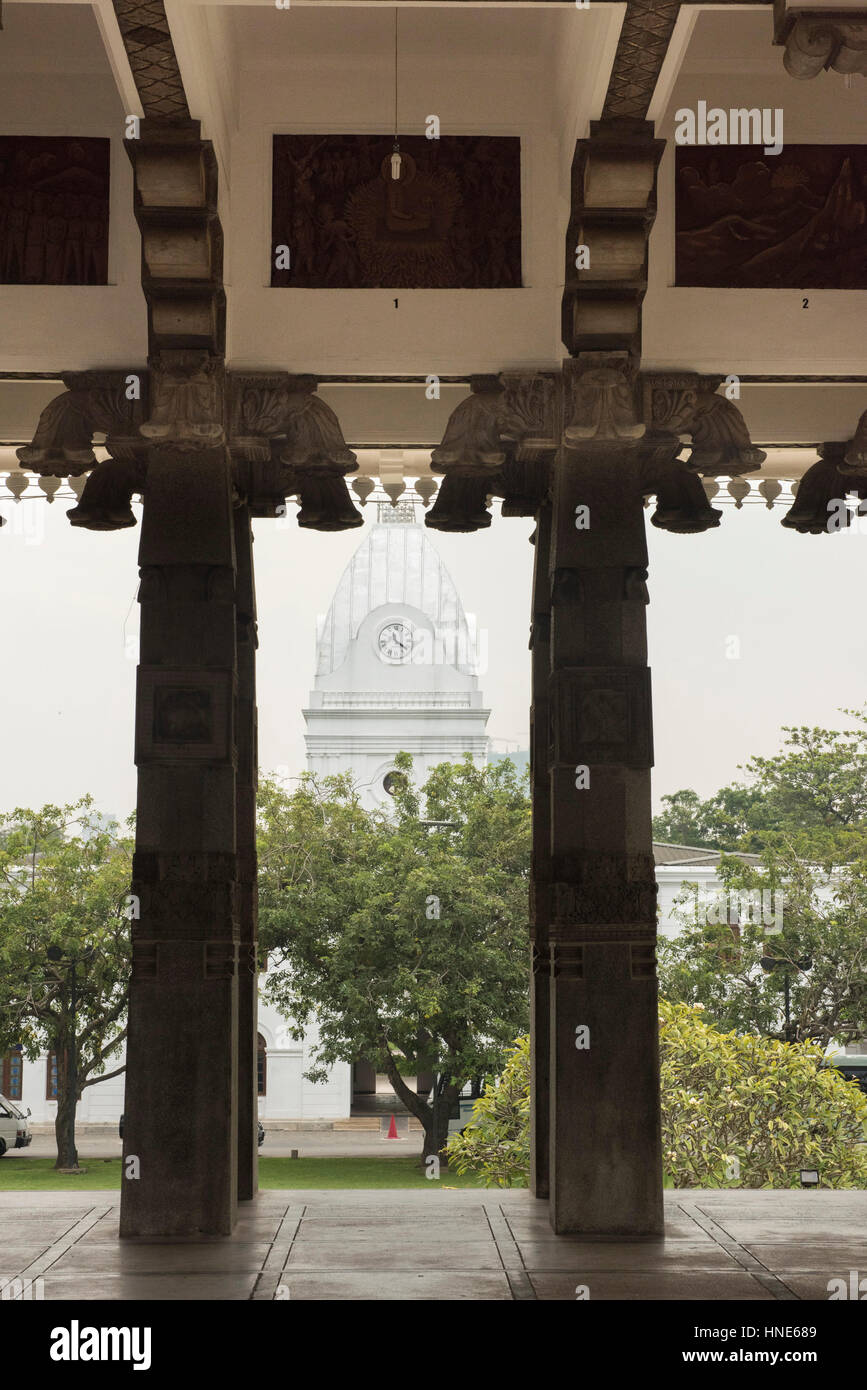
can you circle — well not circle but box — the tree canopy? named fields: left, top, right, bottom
left=0, top=798, right=133, bottom=1168
left=656, top=709, right=867, bottom=1045
left=257, top=753, right=531, bottom=1160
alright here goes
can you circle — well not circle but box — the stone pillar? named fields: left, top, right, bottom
left=121, top=441, right=241, bottom=1239
left=546, top=359, right=663, bottom=1238
left=529, top=500, right=552, bottom=1200
left=234, top=505, right=259, bottom=1203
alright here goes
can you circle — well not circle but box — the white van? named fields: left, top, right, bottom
left=0, top=1094, right=32, bottom=1156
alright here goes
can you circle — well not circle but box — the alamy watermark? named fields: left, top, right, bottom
left=675, top=101, right=784, bottom=157
left=691, top=889, right=784, bottom=934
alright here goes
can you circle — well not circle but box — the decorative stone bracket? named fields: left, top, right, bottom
left=781, top=408, right=867, bottom=532
left=15, top=370, right=148, bottom=531
left=228, top=373, right=361, bottom=530
left=16, top=369, right=363, bottom=532
left=426, top=363, right=765, bottom=535
left=774, top=2, right=867, bottom=77
left=642, top=373, right=767, bottom=477
left=427, top=372, right=558, bottom=532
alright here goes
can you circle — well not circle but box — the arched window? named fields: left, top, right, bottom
left=257, top=1034, right=267, bottom=1096
left=46, top=1052, right=58, bottom=1100
left=1, top=1047, right=23, bottom=1100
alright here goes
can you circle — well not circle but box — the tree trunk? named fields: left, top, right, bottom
left=53, top=1041, right=79, bottom=1171
left=422, top=1084, right=459, bottom=1167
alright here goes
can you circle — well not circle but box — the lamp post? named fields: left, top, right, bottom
left=759, top=953, right=812, bottom=1041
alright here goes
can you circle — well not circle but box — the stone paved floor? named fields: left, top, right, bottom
left=1, top=1189, right=865, bottom=1300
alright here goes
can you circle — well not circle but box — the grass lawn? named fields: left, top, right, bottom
left=0, top=1155, right=491, bottom=1191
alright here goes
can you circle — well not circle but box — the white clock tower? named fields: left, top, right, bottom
left=304, top=501, right=490, bottom=806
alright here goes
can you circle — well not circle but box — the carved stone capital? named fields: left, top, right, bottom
left=563, top=352, right=644, bottom=445
left=774, top=3, right=867, bottom=77
left=16, top=371, right=147, bottom=477
left=642, top=373, right=766, bottom=476
left=141, top=351, right=224, bottom=449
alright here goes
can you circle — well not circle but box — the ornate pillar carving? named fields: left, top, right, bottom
left=426, top=358, right=762, bottom=1233
left=546, top=351, right=663, bottom=1236
left=119, top=120, right=242, bottom=1238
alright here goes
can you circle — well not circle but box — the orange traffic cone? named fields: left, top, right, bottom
left=386, top=1114, right=399, bottom=1139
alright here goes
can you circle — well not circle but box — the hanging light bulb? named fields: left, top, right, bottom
left=391, top=140, right=402, bottom=181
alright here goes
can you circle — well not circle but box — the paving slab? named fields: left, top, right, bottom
left=513, top=1240, right=743, bottom=1271
left=0, top=1188, right=864, bottom=1300
left=39, top=1271, right=261, bottom=1300
left=530, top=1270, right=779, bottom=1300
left=44, top=1241, right=275, bottom=1274
left=270, top=1271, right=513, bottom=1300
left=284, top=1240, right=504, bottom=1271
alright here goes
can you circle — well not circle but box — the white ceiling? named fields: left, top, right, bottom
left=2, top=2, right=110, bottom=74
left=228, top=3, right=557, bottom=68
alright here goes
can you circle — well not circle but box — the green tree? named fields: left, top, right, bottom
left=654, top=708, right=867, bottom=859
left=258, top=754, right=530, bottom=1162
left=651, top=788, right=713, bottom=847
left=0, top=799, right=133, bottom=1169
left=658, top=843, right=867, bottom=1047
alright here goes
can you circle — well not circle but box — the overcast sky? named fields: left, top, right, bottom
left=1, top=494, right=864, bottom=824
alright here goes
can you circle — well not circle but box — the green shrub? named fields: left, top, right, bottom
left=446, top=1006, right=867, bottom=1189
left=660, top=999, right=867, bottom=1188
left=445, top=1036, right=530, bottom=1187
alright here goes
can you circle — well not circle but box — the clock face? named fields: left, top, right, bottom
left=378, top=621, right=414, bottom=662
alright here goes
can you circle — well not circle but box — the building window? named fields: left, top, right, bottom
left=46, top=1051, right=58, bottom=1100
left=1, top=1047, right=23, bottom=1100
left=257, top=1034, right=267, bottom=1096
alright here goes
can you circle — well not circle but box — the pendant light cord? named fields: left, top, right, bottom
left=393, top=8, right=399, bottom=145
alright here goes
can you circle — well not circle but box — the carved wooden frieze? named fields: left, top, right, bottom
left=676, top=145, right=867, bottom=289
left=0, top=136, right=109, bottom=285
left=271, top=134, right=521, bottom=289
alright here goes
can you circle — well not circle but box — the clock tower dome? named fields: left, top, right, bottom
left=303, top=502, right=490, bottom=807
